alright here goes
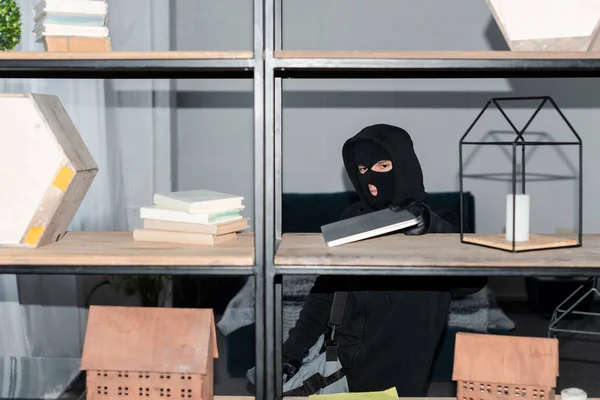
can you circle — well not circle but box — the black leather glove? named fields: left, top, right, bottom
left=282, top=357, right=301, bottom=382
left=390, top=201, right=430, bottom=235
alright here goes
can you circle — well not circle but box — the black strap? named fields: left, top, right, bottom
left=328, top=292, right=347, bottom=328
left=326, top=291, right=347, bottom=360
left=325, top=342, right=339, bottom=362
left=283, top=368, right=347, bottom=397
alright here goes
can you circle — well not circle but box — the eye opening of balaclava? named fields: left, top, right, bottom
left=352, top=140, right=394, bottom=210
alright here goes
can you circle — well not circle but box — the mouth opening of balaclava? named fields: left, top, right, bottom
left=353, top=140, right=395, bottom=210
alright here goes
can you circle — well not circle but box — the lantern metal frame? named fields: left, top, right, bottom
left=458, top=96, right=583, bottom=252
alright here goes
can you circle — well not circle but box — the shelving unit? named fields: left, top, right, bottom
left=273, top=51, right=600, bottom=78
left=263, top=1, right=600, bottom=400
left=4, top=2, right=600, bottom=400
left=0, top=51, right=254, bottom=78
left=267, top=50, right=600, bottom=79
left=0, top=1, right=266, bottom=399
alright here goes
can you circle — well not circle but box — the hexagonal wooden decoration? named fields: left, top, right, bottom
left=486, top=0, right=600, bottom=51
left=0, top=93, right=98, bottom=248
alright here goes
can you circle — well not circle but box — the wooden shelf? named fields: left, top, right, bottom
left=274, top=50, right=600, bottom=59
left=0, top=51, right=254, bottom=60
left=0, top=51, right=255, bottom=79
left=271, top=50, right=600, bottom=79
left=0, top=231, right=254, bottom=270
left=274, top=233, right=597, bottom=276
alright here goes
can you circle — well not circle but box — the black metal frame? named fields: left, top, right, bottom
left=0, top=265, right=255, bottom=275
left=6, top=2, right=600, bottom=400
left=273, top=266, right=600, bottom=277
left=548, top=277, right=600, bottom=338
left=262, top=0, right=600, bottom=396
left=458, top=96, right=583, bottom=253
left=0, top=1, right=265, bottom=400
left=272, top=57, right=600, bottom=79
left=0, top=59, right=253, bottom=79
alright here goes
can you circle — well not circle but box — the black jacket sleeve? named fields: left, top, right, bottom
left=339, top=202, right=364, bottom=220
left=282, top=276, right=334, bottom=362
left=427, top=206, right=454, bottom=233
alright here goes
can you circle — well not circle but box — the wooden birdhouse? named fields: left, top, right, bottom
left=486, top=0, right=600, bottom=51
left=453, top=332, right=559, bottom=400
left=0, top=93, right=98, bottom=248
left=81, top=306, right=218, bottom=400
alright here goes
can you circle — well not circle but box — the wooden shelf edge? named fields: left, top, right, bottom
left=0, top=51, right=254, bottom=60
left=0, top=231, right=255, bottom=267
left=274, top=233, right=592, bottom=268
left=274, top=50, right=600, bottom=60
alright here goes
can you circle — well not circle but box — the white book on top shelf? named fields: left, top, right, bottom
left=34, top=0, right=108, bottom=17
left=34, top=12, right=107, bottom=28
left=33, top=24, right=109, bottom=42
left=153, top=190, right=244, bottom=214
left=140, top=205, right=245, bottom=225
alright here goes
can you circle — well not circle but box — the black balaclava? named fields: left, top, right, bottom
left=353, top=140, right=394, bottom=210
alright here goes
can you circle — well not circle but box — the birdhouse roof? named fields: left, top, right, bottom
left=81, top=306, right=218, bottom=375
left=452, top=332, right=558, bottom=388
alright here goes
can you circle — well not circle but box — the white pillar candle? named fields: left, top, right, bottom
left=561, top=388, right=588, bottom=400
left=506, top=194, right=530, bottom=242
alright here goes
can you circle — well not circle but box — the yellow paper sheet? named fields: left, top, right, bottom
left=309, top=387, right=398, bottom=400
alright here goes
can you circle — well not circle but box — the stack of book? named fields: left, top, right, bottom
left=33, top=0, right=110, bottom=52
left=133, top=190, right=249, bottom=246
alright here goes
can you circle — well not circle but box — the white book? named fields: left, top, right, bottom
left=143, top=218, right=249, bottom=236
left=34, top=0, right=108, bottom=17
left=33, top=24, right=109, bottom=42
left=34, top=12, right=107, bottom=28
left=140, top=205, right=245, bottom=225
left=133, top=229, right=237, bottom=246
left=153, top=190, right=244, bottom=214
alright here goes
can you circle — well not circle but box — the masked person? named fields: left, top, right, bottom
left=282, top=124, right=487, bottom=396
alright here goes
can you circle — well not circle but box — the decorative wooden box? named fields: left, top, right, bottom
left=0, top=93, right=98, bottom=248
left=81, top=306, right=218, bottom=400
left=486, top=0, right=600, bottom=51
left=453, top=332, right=559, bottom=400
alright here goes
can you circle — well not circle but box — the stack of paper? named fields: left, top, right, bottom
left=33, top=0, right=109, bottom=47
left=133, top=190, right=249, bottom=246
left=309, top=387, right=398, bottom=400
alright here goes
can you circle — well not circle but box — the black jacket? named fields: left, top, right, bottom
left=282, top=124, right=487, bottom=395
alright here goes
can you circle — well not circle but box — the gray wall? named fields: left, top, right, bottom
left=174, top=0, right=255, bottom=225
left=173, top=0, right=600, bottom=299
